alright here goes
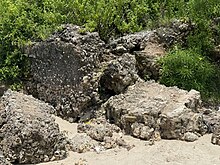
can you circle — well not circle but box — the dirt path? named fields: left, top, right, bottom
left=38, top=116, right=220, bottom=165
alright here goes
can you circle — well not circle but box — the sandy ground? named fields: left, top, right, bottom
left=38, top=116, right=220, bottom=165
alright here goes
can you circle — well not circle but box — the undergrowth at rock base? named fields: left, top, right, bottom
left=159, top=49, right=220, bottom=103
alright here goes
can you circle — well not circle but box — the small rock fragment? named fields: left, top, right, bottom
left=184, top=132, right=199, bottom=142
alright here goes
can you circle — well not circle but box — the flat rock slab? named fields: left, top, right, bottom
left=104, top=81, right=207, bottom=140
left=0, top=90, right=67, bottom=164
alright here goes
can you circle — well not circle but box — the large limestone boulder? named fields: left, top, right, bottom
left=25, top=25, right=142, bottom=122
left=107, top=20, right=194, bottom=81
left=108, top=33, right=166, bottom=81
left=0, top=90, right=67, bottom=164
left=25, top=25, right=105, bottom=121
left=99, top=53, right=139, bottom=95
left=104, top=81, right=207, bottom=141
left=107, top=20, right=194, bottom=53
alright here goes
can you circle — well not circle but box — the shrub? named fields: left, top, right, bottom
left=185, top=0, right=220, bottom=55
left=58, top=0, right=150, bottom=41
left=159, top=49, right=220, bottom=101
left=0, top=0, right=65, bottom=85
left=152, top=0, right=220, bottom=55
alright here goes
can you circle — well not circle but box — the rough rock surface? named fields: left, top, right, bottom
left=203, top=111, right=220, bottom=133
left=203, top=112, right=220, bottom=145
left=155, top=19, right=195, bottom=47
left=107, top=31, right=157, bottom=55
left=24, top=22, right=194, bottom=122
left=77, top=117, right=121, bottom=141
left=100, top=53, right=139, bottom=95
left=183, top=132, right=199, bottom=142
left=69, top=130, right=132, bottom=153
left=69, top=118, right=133, bottom=153
left=104, top=81, right=207, bottom=141
left=107, top=20, right=193, bottom=81
left=107, top=20, right=194, bottom=53
left=0, top=90, right=67, bottom=164
left=70, top=134, right=99, bottom=153
left=135, top=42, right=165, bottom=80
left=25, top=25, right=105, bottom=121
left=0, top=151, right=12, bottom=165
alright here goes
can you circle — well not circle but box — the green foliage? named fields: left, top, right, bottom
left=185, top=0, right=220, bottom=54
left=156, top=0, right=220, bottom=102
left=0, top=0, right=64, bottom=85
left=56, top=0, right=150, bottom=41
left=146, top=0, right=220, bottom=55
left=0, top=0, right=151, bottom=85
left=159, top=49, right=220, bottom=101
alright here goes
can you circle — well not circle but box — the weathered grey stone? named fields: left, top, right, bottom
left=70, top=134, right=99, bottom=153
left=155, top=19, right=195, bottom=47
left=72, top=118, right=133, bottom=151
left=107, top=20, right=194, bottom=82
left=0, top=90, right=67, bottom=164
left=131, top=123, right=154, bottom=140
left=203, top=111, right=220, bottom=145
left=69, top=132, right=131, bottom=153
left=0, top=151, right=12, bottom=165
left=25, top=25, right=105, bottom=121
left=210, top=119, right=220, bottom=146
left=115, top=45, right=127, bottom=54
left=100, top=53, right=139, bottom=94
left=183, top=132, right=199, bottom=142
left=135, top=42, right=165, bottom=80
left=87, top=125, right=113, bottom=142
left=203, top=111, right=220, bottom=134
left=108, top=20, right=194, bottom=54
left=108, top=31, right=157, bottom=55
left=103, top=137, right=117, bottom=149
left=77, top=118, right=121, bottom=142
left=104, top=81, right=206, bottom=141
left=211, top=132, right=220, bottom=145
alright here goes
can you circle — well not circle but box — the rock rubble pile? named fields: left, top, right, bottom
left=0, top=21, right=219, bottom=164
